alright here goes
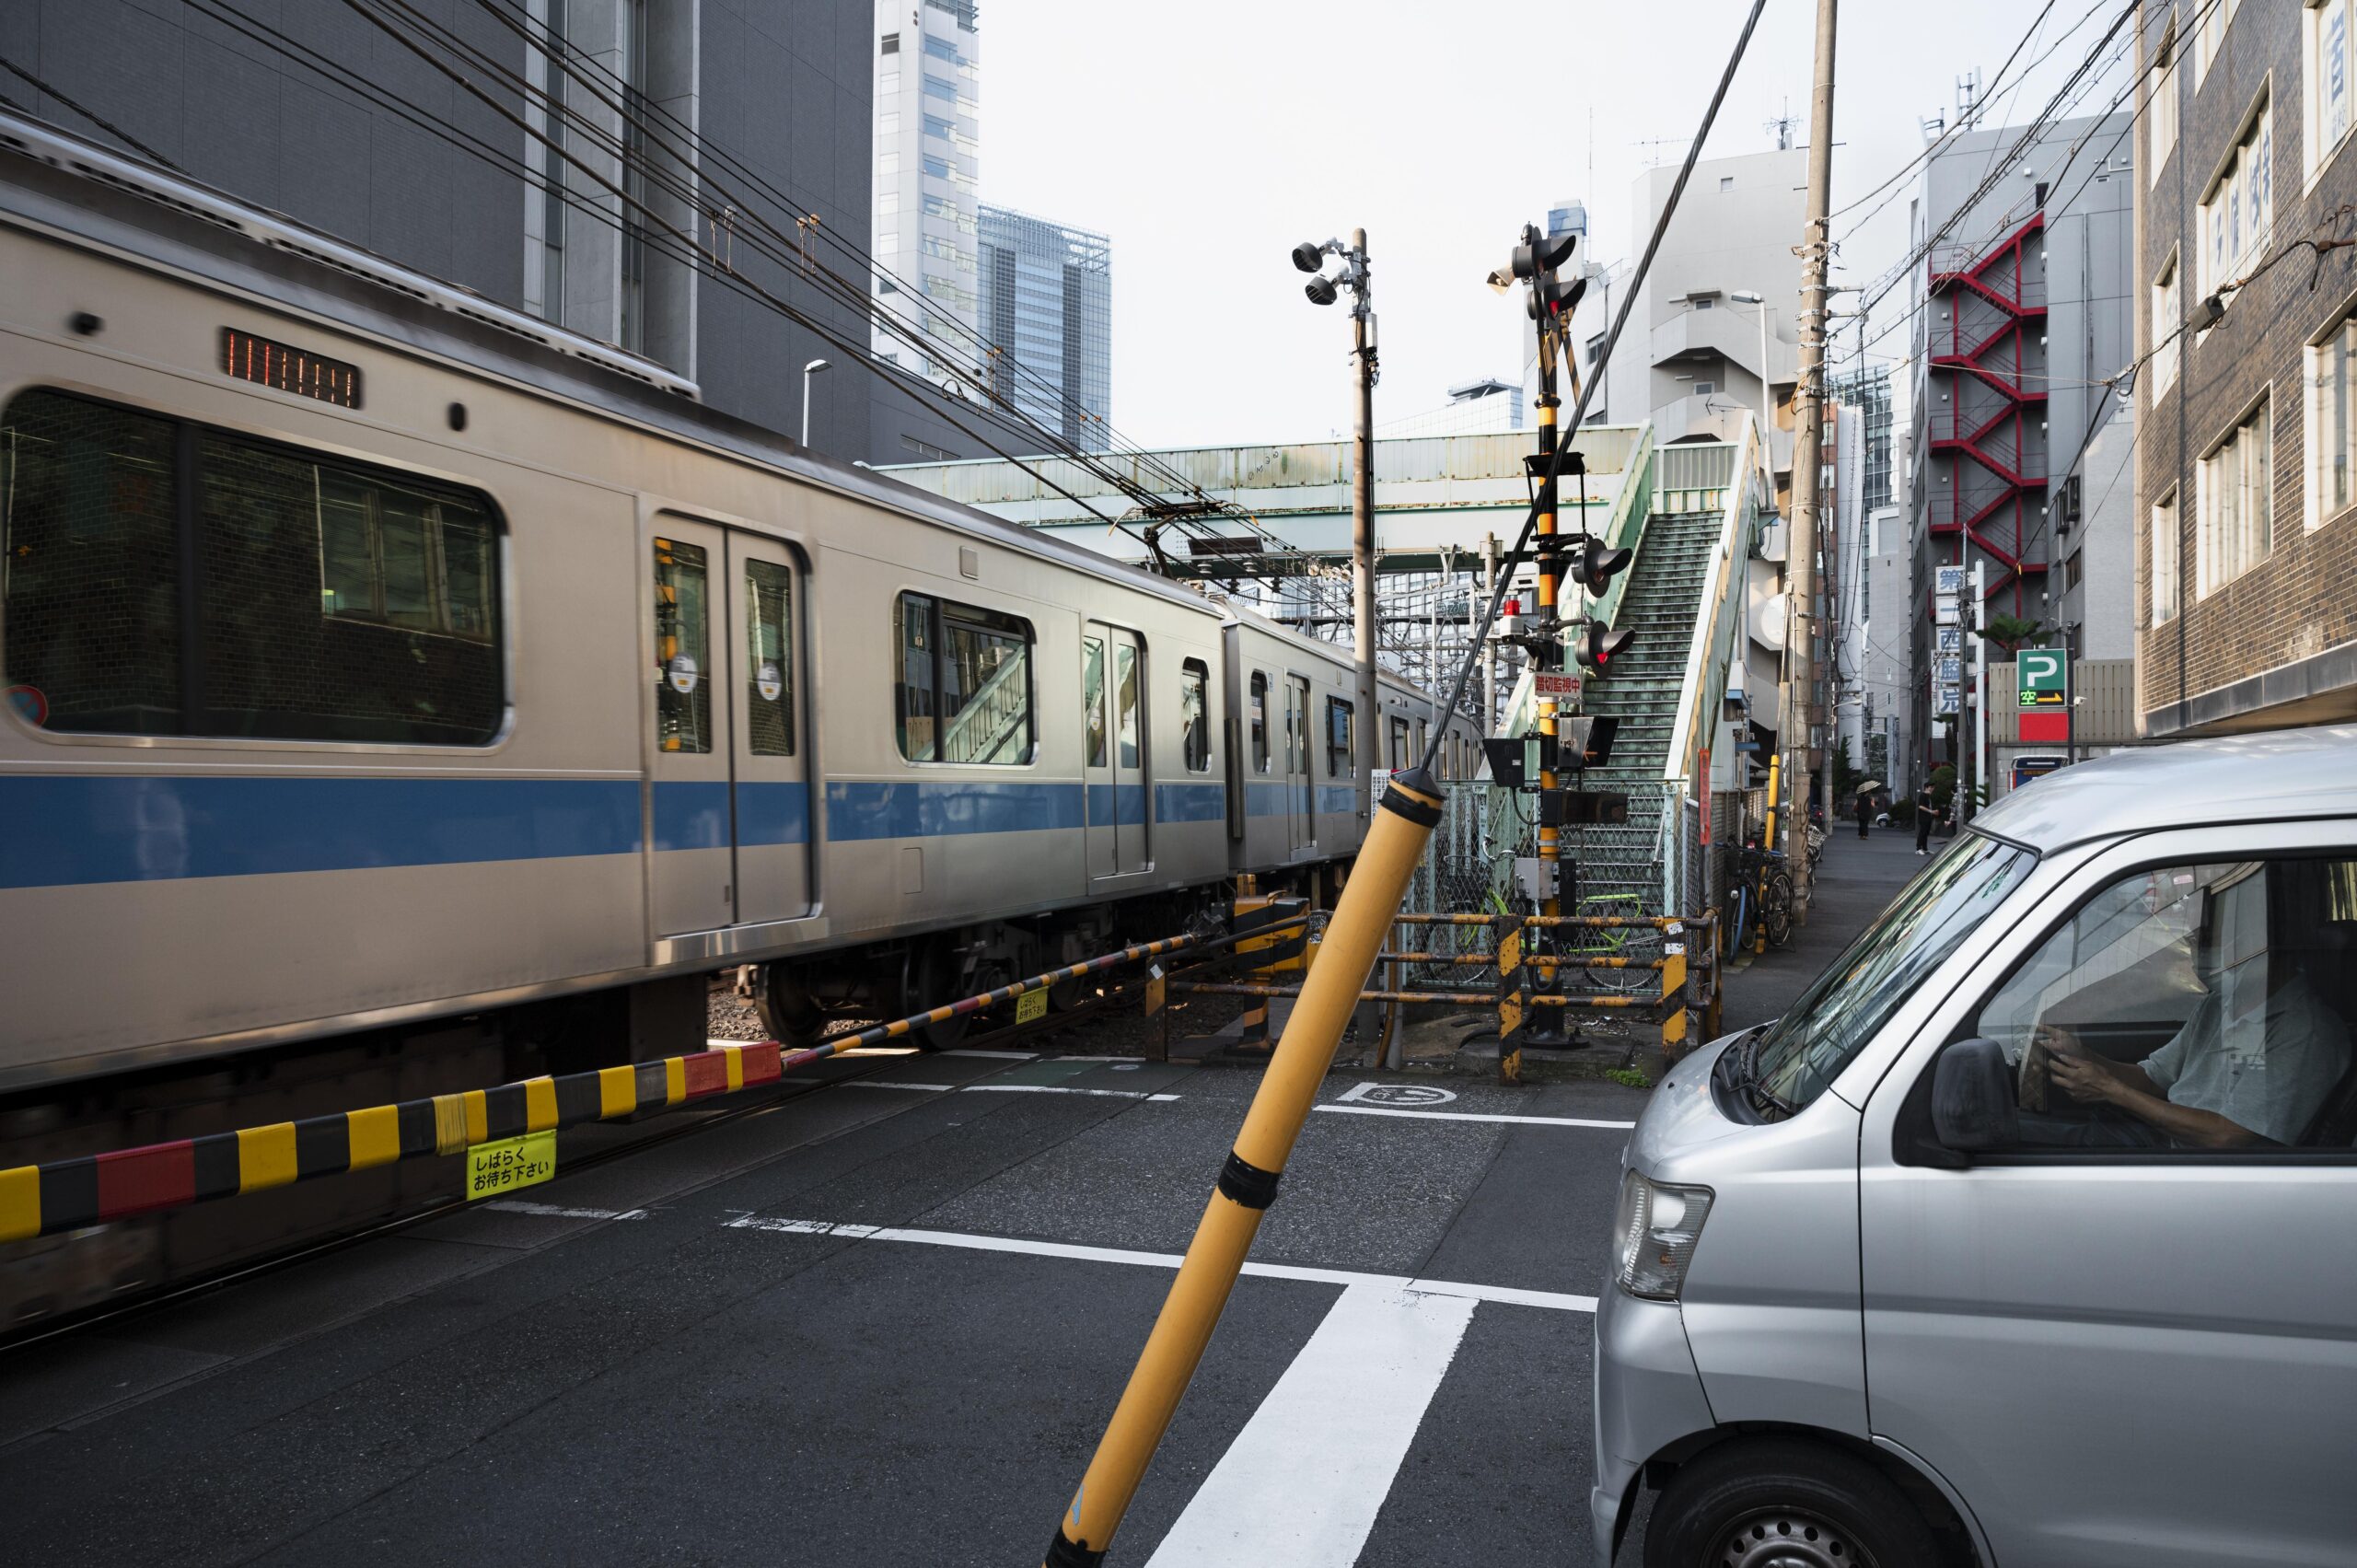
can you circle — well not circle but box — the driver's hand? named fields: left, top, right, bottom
left=2034, top=1023, right=2090, bottom=1061
left=2048, top=1051, right=2119, bottom=1106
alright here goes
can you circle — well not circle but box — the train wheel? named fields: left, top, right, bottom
left=911, top=940, right=977, bottom=1051
left=752, top=963, right=828, bottom=1051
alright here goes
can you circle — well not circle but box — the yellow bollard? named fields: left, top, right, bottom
left=1042, top=771, right=1445, bottom=1567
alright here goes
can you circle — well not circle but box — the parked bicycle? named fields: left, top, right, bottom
left=1723, top=838, right=1794, bottom=956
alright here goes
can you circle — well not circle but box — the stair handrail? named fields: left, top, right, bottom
left=936, top=646, right=1033, bottom=764
left=1566, top=420, right=1656, bottom=635
left=1661, top=412, right=1769, bottom=794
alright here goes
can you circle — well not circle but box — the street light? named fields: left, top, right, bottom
left=1728, top=290, right=1773, bottom=436
left=800, top=357, right=830, bottom=449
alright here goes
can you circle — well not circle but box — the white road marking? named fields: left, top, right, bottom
left=939, top=1048, right=1039, bottom=1059
left=835, top=1081, right=1179, bottom=1102
left=1144, top=1284, right=1478, bottom=1568
left=959, top=1084, right=1179, bottom=1100
left=483, top=1201, right=648, bottom=1221
left=1314, top=1103, right=1634, bottom=1130
left=1336, top=1081, right=1458, bottom=1107
left=720, top=1217, right=1596, bottom=1312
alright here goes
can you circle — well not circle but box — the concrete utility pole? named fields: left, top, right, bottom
left=1351, top=226, right=1379, bottom=821
left=1783, top=0, right=1837, bottom=914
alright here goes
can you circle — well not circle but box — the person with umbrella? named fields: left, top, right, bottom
left=1854, top=779, right=1881, bottom=839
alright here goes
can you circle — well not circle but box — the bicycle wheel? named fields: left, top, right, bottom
left=1722, top=885, right=1750, bottom=958
left=1762, top=873, right=1794, bottom=948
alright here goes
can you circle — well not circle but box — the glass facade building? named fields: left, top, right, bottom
left=979, top=204, right=1112, bottom=454
left=873, top=0, right=981, bottom=377
left=1829, top=362, right=1894, bottom=513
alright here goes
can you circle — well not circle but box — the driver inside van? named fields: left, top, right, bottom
left=2029, top=866, right=2347, bottom=1149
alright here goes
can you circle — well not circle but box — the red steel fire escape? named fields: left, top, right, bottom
left=1927, top=211, right=2048, bottom=613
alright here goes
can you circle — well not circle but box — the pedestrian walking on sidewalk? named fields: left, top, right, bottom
left=1914, top=788, right=1934, bottom=855
left=1855, top=787, right=1873, bottom=839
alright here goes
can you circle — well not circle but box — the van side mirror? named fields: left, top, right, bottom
left=1931, top=1037, right=2019, bottom=1152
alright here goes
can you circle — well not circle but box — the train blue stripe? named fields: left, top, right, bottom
left=824, top=780, right=1086, bottom=841
left=0, top=775, right=641, bottom=889
left=1316, top=784, right=1358, bottom=815
left=1154, top=782, right=1226, bottom=823
left=734, top=781, right=810, bottom=847
left=652, top=781, right=730, bottom=852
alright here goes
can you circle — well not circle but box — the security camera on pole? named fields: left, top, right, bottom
left=1486, top=221, right=1631, bottom=1067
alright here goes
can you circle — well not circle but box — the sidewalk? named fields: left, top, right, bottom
left=1717, top=823, right=1930, bottom=1034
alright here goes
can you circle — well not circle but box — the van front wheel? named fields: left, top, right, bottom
left=1644, top=1439, right=1945, bottom=1568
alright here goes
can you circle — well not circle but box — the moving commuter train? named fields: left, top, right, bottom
left=0, top=114, right=1479, bottom=1105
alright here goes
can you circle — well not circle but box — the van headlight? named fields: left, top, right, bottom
left=1613, top=1169, right=1714, bottom=1300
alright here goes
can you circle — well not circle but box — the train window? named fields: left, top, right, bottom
left=0, top=388, right=503, bottom=744
left=1388, top=715, right=1409, bottom=771
left=1249, top=671, right=1269, bottom=772
left=0, top=391, right=182, bottom=733
left=1326, top=696, right=1354, bottom=778
left=1082, top=635, right=1108, bottom=767
left=744, top=559, right=795, bottom=756
left=1115, top=642, right=1141, bottom=769
left=1180, top=658, right=1210, bottom=772
left=653, top=538, right=713, bottom=753
left=896, top=590, right=1032, bottom=764
left=1415, top=718, right=1428, bottom=769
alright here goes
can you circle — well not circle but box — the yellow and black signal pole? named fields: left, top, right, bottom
left=1042, top=771, right=1446, bottom=1568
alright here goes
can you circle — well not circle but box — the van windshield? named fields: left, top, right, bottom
left=1738, top=831, right=2036, bottom=1117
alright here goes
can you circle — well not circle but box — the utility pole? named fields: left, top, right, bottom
left=1480, top=532, right=1500, bottom=726
left=1783, top=0, right=1837, bottom=913
left=1351, top=226, right=1379, bottom=824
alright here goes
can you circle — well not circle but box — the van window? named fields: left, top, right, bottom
left=895, top=590, right=1032, bottom=764
left=1963, top=855, right=2357, bottom=1150
left=2, top=388, right=504, bottom=744
left=1739, top=833, right=2036, bottom=1117
left=1179, top=658, right=1210, bottom=772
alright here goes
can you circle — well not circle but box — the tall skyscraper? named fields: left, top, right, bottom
left=979, top=205, right=1112, bottom=454
left=873, top=0, right=982, bottom=379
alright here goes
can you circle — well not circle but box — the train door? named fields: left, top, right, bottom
left=1084, top=622, right=1147, bottom=879
left=649, top=520, right=810, bottom=938
left=1287, top=675, right=1314, bottom=853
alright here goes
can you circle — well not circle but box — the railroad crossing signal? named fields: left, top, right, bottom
left=2018, top=649, right=2069, bottom=742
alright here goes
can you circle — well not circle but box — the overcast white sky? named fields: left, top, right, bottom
left=979, top=0, right=2135, bottom=450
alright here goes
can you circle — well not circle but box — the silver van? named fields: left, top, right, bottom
left=1593, top=730, right=2357, bottom=1568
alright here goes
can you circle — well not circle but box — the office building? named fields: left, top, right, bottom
left=977, top=204, right=1112, bottom=453
left=871, top=0, right=981, bottom=382
left=2136, top=0, right=2357, bottom=734
left=1376, top=378, right=1525, bottom=438
left=1902, top=110, right=2133, bottom=783
left=5, top=0, right=971, bottom=464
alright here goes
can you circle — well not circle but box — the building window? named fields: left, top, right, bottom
left=2195, top=0, right=2241, bottom=83
left=1719, top=176, right=1734, bottom=192
left=1692, top=380, right=1716, bottom=396
left=2152, top=491, right=2179, bottom=626
left=922, top=111, right=955, bottom=142
left=880, top=31, right=899, bottom=52
left=922, top=72, right=958, bottom=104
left=894, top=592, right=1034, bottom=764
left=1326, top=696, right=1355, bottom=777
left=2149, top=18, right=2179, bottom=180
left=1180, top=659, right=1210, bottom=772
left=2151, top=250, right=2180, bottom=397
left=2199, top=93, right=2272, bottom=297
left=2310, top=314, right=2357, bottom=527
left=923, top=33, right=961, bottom=63
left=1, top=389, right=504, bottom=745
left=2197, top=397, right=2272, bottom=598
left=922, top=154, right=951, bottom=181
left=2310, top=0, right=2356, bottom=180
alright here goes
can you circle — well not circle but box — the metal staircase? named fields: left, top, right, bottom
left=1561, top=506, right=1724, bottom=915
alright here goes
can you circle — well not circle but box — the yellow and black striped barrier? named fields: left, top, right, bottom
left=0, top=933, right=1202, bottom=1246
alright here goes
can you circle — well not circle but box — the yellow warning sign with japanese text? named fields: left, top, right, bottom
left=467, top=1131, right=556, bottom=1201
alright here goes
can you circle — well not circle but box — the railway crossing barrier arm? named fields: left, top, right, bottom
left=0, top=933, right=1202, bottom=1245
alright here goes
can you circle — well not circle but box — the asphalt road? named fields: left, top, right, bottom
left=0, top=834, right=1918, bottom=1566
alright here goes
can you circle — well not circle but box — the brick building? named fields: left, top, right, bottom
left=2139, top=0, right=2357, bottom=733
